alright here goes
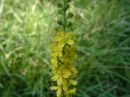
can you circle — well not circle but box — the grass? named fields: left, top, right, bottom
left=0, top=0, right=130, bottom=97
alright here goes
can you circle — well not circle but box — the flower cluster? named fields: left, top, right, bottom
left=50, top=0, right=78, bottom=96
left=50, top=30, right=78, bottom=97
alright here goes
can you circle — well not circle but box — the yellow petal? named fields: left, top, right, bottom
left=57, top=77, right=63, bottom=85
left=51, top=57, right=57, bottom=66
left=56, top=87, right=62, bottom=97
left=69, top=64, right=78, bottom=77
left=51, top=75, right=59, bottom=81
left=67, top=88, right=76, bottom=94
left=58, top=41, right=65, bottom=49
left=52, top=52, right=59, bottom=57
left=69, top=79, right=77, bottom=85
left=58, top=51, right=62, bottom=57
left=51, top=43, right=57, bottom=51
left=66, top=39, right=74, bottom=45
left=63, top=85, right=68, bottom=92
left=50, top=86, right=58, bottom=90
left=54, top=35, right=62, bottom=42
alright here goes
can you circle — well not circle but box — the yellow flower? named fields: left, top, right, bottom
left=62, top=68, right=72, bottom=78
left=54, top=31, right=74, bottom=46
left=69, top=64, right=78, bottom=77
left=61, top=46, right=76, bottom=62
left=57, top=77, right=63, bottom=86
left=54, top=31, right=65, bottom=42
left=50, top=86, right=58, bottom=90
left=50, top=86, right=62, bottom=97
left=69, top=79, right=77, bottom=85
left=57, top=87, right=62, bottom=97
left=64, top=32, right=75, bottom=45
left=51, top=74, right=59, bottom=81
left=67, top=88, right=76, bottom=95
left=51, top=42, right=64, bottom=57
left=51, top=57, right=57, bottom=66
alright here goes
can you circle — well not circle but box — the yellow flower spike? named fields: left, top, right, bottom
left=51, top=31, right=78, bottom=97
left=51, top=0, right=78, bottom=96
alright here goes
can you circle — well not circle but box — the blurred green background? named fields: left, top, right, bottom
left=0, top=0, right=130, bottom=97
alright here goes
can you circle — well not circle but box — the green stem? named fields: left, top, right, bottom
left=63, top=0, right=66, bottom=32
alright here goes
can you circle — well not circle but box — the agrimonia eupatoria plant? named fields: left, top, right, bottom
left=50, top=0, right=78, bottom=97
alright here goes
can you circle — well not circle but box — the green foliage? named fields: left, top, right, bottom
left=0, top=0, right=130, bottom=97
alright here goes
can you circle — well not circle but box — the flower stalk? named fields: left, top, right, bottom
left=50, top=0, right=78, bottom=97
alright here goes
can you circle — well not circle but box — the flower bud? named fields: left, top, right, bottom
left=67, top=22, right=72, bottom=27
left=57, top=19, right=63, bottom=25
left=57, top=2, right=63, bottom=8
left=63, top=4, right=70, bottom=11
left=65, top=0, right=71, bottom=3
left=67, top=12, right=73, bottom=18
